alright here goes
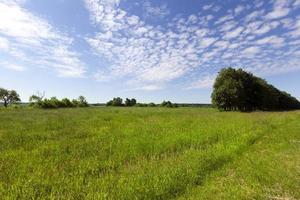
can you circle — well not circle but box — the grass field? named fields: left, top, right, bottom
left=0, top=107, right=299, bottom=199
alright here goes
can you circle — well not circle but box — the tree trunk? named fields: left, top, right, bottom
left=4, top=101, right=7, bottom=108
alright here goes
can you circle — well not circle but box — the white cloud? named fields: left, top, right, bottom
left=0, top=1, right=86, bottom=77
left=215, top=14, right=233, bottom=25
left=242, top=46, right=260, bottom=55
left=133, top=84, right=164, bottom=91
left=224, top=26, right=244, bottom=39
left=265, top=8, right=290, bottom=19
left=265, top=0, right=291, bottom=20
left=0, top=36, right=9, bottom=50
left=235, top=5, right=245, bottom=16
left=84, top=0, right=300, bottom=90
left=143, top=1, right=170, bottom=19
left=199, top=37, right=217, bottom=48
left=294, top=0, right=300, bottom=7
left=252, top=24, right=272, bottom=35
left=255, top=36, right=284, bottom=46
left=203, top=4, right=213, bottom=11
left=187, top=74, right=216, bottom=89
left=1, top=62, right=25, bottom=71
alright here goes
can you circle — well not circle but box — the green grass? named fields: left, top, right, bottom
left=0, top=107, right=299, bottom=199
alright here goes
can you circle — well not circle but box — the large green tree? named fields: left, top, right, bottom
left=0, top=88, right=21, bottom=107
left=212, top=68, right=300, bottom=111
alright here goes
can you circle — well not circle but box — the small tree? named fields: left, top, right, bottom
left=0, top=88, right=21, bottom=107
left=161, top=101, right=177, bottom=108
left=61, top=98, right=74, bottom=108
left=125, top=98, right=131, bottom=106
left=29, top=91, right=45, bottom=107
left=130, top=98, right=137, bottom=106
left=125, top=98, right=137, bottom=107
left=148, top=103, right=156, bottom=107
left=77, top=96, right=88, bottom=107
left=107, top=97, right=123, bottom=106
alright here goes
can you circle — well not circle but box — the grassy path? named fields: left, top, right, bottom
left=0, top=108, right=299, bottom=199
left=177, top=111, right=300, bottom=200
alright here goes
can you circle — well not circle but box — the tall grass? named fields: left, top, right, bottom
left=0, top=108, right=299, bottom=199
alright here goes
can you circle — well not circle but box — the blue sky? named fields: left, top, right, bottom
left=0, top=0, right=300, bottom=103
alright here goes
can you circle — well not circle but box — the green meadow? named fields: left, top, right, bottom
left=0, top=107, right=299, bottom=199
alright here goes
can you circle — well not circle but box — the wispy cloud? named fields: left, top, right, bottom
left=0, top=0, right=86, bottom=77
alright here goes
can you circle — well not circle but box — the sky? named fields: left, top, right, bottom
left=0, top=0, right=300, bottom=103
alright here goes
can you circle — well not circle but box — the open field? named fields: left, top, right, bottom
left=0, top=107, right=299, bottom=199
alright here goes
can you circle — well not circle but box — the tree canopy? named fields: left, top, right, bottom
left=0, top=88, right=21, bottom=107
left=212, top=68, right=300, bottom=111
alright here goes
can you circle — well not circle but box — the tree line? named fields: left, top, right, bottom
left=212, top=68, right=300, bottom=111
left=29, top=92, right=88, bottom=108
left=106, top=97, right=178, bottom=108
left=2, top=70, right=299, bottom=111
left=0, top=89, right=179, bottom=109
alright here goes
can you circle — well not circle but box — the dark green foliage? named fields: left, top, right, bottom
left=107, top=97, right=137, bottom=107
left=106, top=97, right=123, bottom=106
left=161, top=101, right=178, bottom=108
left=0, top=88, right=21, bottom=107
left=61, top=98, right=75, bottom=108
left=29, top=95, right=89, bottom=109
left=125, top=98, right=137, bottom=107
left=77, top=96, right=89, bottom=107
left=148, top=103, right=156, bottom=107
left=135, top=103, right=149, bottom=107
left=212, top=68, right=300, bottom=111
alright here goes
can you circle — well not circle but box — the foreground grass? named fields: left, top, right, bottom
left=0, top=107, right=299, bottom=199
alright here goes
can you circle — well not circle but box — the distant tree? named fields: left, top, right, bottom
left=72, top=99, right=80, bottom=107
left=29, top=91, right=45, bottom=107
left=130, top=98, right=137, bottom=106
left=161, top=101, right=177, bottom=108
left=106, top=100, right=113, bottom=106
left=107, top=97, right=123, bottom=106
left=77, top=96, right=89, bottom=107
left=125, top=98, right=131, bottom=107
left=136, top=103, right=148, bottom=107
left=148, top=103, right=156, bottom=107
left=61, top=98, right=74, bottom=108
left=0, top=88, right=21, bottom=107
left=125, top=98, right=137, bottom=107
